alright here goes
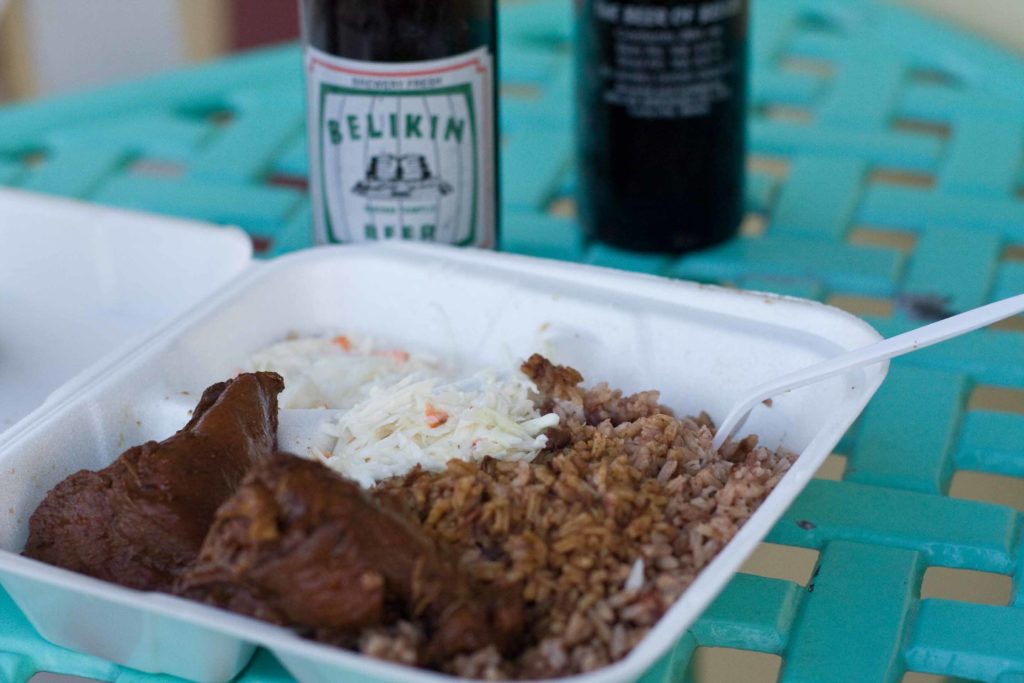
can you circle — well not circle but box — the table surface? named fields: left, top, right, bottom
left=2, top=0, right=1024, bottom=681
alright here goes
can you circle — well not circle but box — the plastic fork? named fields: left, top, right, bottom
left=712, top=293, right=1024, bottom=451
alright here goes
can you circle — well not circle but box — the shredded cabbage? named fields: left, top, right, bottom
left=245, top=334, right=559, bottom=487
left=245, top=334, right=439, bottom=410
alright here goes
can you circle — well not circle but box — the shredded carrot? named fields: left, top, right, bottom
left=332, top=335, right=352, bottom=351
left=374, top=349, right=410, bottom=363
left=425, top=403, right=449, bottom=428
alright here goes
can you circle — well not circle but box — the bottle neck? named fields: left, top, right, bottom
left=300, top=0, right=496, bottom=62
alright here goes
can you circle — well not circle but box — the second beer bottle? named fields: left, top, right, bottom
left=577, top=0, right=749, bottom=253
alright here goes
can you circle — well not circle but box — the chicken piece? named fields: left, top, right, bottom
left=522, top=353, right=672, bottom=429
left=23, top=372, right=284, bottom=592
left=177, top=452, right=523, bottom=663
left=521, top=353, right=585, bottom=450
left=521, top=353, right=584, bottom=408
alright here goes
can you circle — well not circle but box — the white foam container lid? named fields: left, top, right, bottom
left=0, top=188, right=252, bottom=435
left=0, top=198, right=888, bottom=683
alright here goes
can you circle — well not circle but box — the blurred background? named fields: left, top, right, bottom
left=0, top=0, right=299, bottom=103
left=0, top=0, right=1022, bottom=105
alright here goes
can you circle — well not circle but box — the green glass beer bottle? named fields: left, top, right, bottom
left=301, top=0, right=499, bottom=247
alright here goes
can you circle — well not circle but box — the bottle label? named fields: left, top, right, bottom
left=595, top=0, right=744, bottom=119
left=305, top=45, right=495, bottom=247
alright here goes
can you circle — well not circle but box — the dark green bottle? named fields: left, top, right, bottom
left=577, top=0, right=748, bottom=252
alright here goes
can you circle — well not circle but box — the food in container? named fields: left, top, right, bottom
left=0, top=244, right=887, bottom=683
left=22, top=352, right=795, bottom=678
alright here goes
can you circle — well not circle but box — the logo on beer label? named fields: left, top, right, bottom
left=305, top=46, right=494, bottom=247
left=352, top=153, right=453, bottom=201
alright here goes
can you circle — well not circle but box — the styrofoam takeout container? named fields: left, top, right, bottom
left=0, top=188, right=252, bottom=436
left=0, top=236, right=887, bottom=683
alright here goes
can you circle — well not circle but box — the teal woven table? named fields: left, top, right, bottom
left=2, top=0, right=1024, bottom=681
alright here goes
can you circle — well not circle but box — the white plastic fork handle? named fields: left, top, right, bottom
left=277, top=408, right=342, bottom=457
left=712, top=292, right=1024, bottom=451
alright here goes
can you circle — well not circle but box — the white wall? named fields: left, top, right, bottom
left=21, top=0, right=186, bottom=95
left=897, top=0, right=1024, bottom=54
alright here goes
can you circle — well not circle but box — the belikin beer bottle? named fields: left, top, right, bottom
left=301, top=0, right=498, bottom=248
left=577, top=0, right=748, bottom=252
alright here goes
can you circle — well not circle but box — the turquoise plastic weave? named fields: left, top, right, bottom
left=2, top=0, right=1024, bottom=680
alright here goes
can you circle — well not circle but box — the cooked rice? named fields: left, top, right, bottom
left=370, top=355, right=796, bottom=679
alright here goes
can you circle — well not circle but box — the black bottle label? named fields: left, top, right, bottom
left=306, top=46, right=496, bottom=247
left=595, top=0, right=743, bottom=120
